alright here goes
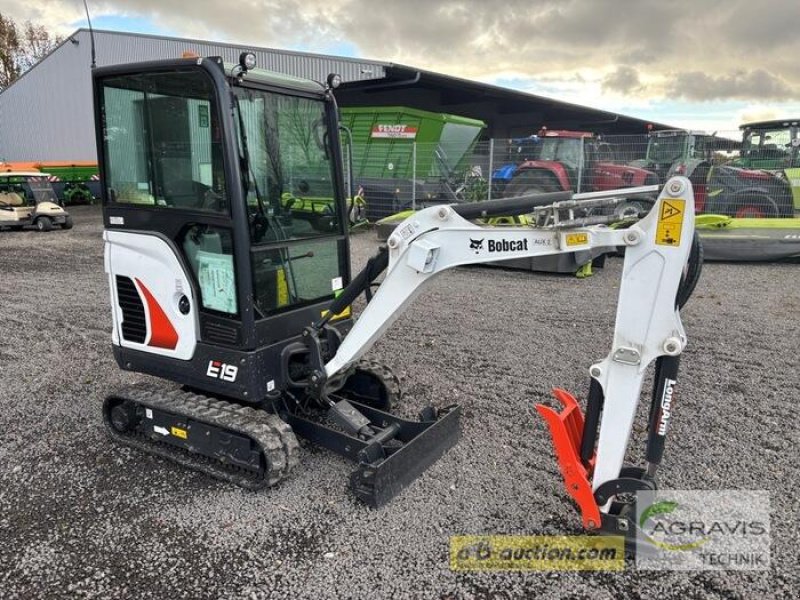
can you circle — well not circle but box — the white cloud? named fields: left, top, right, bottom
left=8, top=0, right=800, bottom=130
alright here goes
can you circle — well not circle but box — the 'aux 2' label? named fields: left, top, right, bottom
left=656, top=199, right=685, bottom=246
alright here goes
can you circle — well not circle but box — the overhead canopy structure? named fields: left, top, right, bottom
left=337, top=64, right=673, bottom=139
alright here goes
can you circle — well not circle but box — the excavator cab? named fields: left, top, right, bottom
left=95, top=56, right=351, bottom=393
left=93, top=55, right=460, bottom=505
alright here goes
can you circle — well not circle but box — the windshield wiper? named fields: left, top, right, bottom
left=232, top=94, right=267, bottom=216
left=233, top=93, right=294, bottom=246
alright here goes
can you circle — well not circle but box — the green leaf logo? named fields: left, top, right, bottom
left=639, top=499, right=709, bottom=552
left=639, top=500, right=679, bottom=528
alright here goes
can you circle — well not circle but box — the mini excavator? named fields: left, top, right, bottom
left=94, top=54, right=702, bottom=544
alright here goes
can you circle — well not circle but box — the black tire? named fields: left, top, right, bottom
left=312, top=215, right=336, bottom=233
left=614, top=199, right=653, bottom=220
left=62, top=216, right=74, bottom=230
left=732, top=195, right=778, bottom=219
left=504, top=171, right=562, bottom=198
left=35, top=216, right=53, bottom=232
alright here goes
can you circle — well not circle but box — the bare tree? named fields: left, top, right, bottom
left=0, top=13, right=19, bottom=89
left=0, top=13, right=62, bottom=90
left=18, top=21, right=61, bottom=72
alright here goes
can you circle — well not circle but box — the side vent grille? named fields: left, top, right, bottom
left=116, top=275, right=147, bottom=344
left=202, top=320, right=240, bottom=346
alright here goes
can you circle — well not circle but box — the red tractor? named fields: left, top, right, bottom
left=503, top=129, right=659, bottom=215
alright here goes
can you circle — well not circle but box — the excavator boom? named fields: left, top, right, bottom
left=310, top=177, right=699, bottom=544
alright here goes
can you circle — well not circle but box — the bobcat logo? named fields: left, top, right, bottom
left=470, top=238, right=484, bottom=253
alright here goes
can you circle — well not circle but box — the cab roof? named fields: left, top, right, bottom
left=93, top=56, right=327, bottom=97
left=650, top=129, right=708, bottom=137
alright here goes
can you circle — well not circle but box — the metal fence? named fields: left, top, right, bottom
left=350, top=130, right=800, bottom=221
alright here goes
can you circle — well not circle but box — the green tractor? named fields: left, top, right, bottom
left=731, top=119, right=800, bottom=215
left=38, top=162, right=100, bottom=205
left=735, top=119, right=800, bottom=171
left=630, top=129, right=717, bottom=183
left=704, top=120, right=799, bottom=218
left=630, top=129, right=733, bottom=217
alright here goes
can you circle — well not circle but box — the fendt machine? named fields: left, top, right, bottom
left=94, top=54, right=702, bottom=544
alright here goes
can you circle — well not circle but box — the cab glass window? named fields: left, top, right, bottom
left=251, top=238, right=345, bottom=317
left=181, top=225, right=238, bottom=315
left=100, top=70, right=228, bottom=213
left=233, top=87, right=341, bottom=241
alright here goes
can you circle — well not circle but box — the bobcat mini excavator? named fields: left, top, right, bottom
left=94, top=54, right=702, bottom=543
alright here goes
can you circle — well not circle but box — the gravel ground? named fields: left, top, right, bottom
left=0, top=206, right=797, bottom=599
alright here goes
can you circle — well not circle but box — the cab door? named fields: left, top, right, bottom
left=97, top=66, right=239, bottom=360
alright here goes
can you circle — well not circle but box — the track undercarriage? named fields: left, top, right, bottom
left=103, top=360, right=461, bottom=506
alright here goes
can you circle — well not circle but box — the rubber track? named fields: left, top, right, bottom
left=103, top=383, right=299, bottom=490
left=353, top=359, right=402, bottom=407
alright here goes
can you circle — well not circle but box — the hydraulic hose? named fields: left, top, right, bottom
left=676, top=232, right=703, bottom=309
left=452, top=190, right=573, bottom=220
left=316, top=248, right=389, bottom=328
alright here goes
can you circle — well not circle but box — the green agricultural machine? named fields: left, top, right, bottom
left=735, top=119, right=800, bottom=171
left=41, top=163, right=99, bottom=205
left=629, top=129, right=717, bottom=183
left=39, top=162, right=99, bottom=205
left=0, top=161, right=100, bottom=205
left=705, top=120, right=799, bottom=218
left=270, top=106, right=486, bottom=225
left=338, top=106, right=486, bottom=220
left=733, top=119, right=800, bottom=214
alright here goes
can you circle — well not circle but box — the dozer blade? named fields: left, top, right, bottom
left=287, top=402, right=461, bottom=507
left=351, top=402, right=462, bottom=507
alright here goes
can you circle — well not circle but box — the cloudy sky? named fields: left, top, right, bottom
left=4, top=0, right=800, bottom=131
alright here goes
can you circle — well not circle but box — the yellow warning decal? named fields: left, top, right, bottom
left=171, top=427, right=188, bottom=439
left=566, top=232, right=589, bottom=247
left=656, top=199, right=685, bottom=246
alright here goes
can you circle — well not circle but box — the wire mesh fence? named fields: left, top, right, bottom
left=349, top=129, right=800, bottom=221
